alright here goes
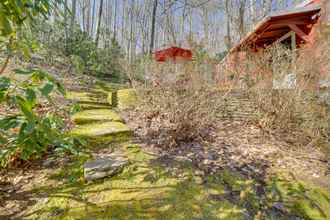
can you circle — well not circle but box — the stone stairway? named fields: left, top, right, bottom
left=217, top=91, right=259, bottom=121
left=67, top=85, right=137, bottom=143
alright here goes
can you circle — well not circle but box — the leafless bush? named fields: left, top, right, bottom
left=134, top=62, right=223, bottom=148
left=244, top=36, right=330, bottom=154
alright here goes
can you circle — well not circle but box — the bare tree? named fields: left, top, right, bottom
left=224, top=0, right=232, bottom=51
left=149, top=0, right=158, bottom=54
left=113, top=0, right=118, bottom=40
left=95, top=0, right=104, bottom=47
left=70, top=0, right=77, bottom=35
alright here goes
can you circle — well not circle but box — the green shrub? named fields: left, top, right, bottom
left=31, top=20, right=126, bottom=81
left=0, top=69, right=82, bottom=167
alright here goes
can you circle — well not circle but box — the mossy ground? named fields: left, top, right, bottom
left=24, top=144, right=330, bottom=220
left=25, top=144, right=244, bottom=220
left=266, top=173, right=330, bottom=220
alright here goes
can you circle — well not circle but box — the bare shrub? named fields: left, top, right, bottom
left=133, top=61, right=223, bottom=148
left=244, top=36, right=330, bottom=154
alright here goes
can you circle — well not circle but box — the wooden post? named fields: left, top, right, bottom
left=291, top=31, right=297, bottom=63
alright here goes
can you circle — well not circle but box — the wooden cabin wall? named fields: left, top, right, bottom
left=320, top=0, right=330, bottom=39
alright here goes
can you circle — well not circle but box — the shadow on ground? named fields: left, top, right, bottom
left=1, top=144, right=329, bottom=220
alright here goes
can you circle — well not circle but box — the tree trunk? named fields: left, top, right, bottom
left=91, top=0, right=96, bottom=37
left=225, top=0, right=232, bottom=51
left=70, top=0, right=76, bottom=36
left=181, top=0, right=187, bottom=45
left=238, top=0, right=247, bottom=40
left=113, top=0, right=118, bottom=40
left=149, top=0, right=158, bottom=55
left=86, top=0, right=91, bottom=35
left=64, top=0, right=68, bottom=52
left=95, top=0, right=104, bottom=47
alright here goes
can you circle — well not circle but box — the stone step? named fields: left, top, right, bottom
left=69, top=88, right=108, bottom=96
left=116, top=89, right=138, bottom=110
left=95, top=82, right=127, bottom=92
left=72, top=109, right=124, bottom=124
left=79, top=103, right=111, bottom=110
left=66, top=91, right=108, bottom=105
left=107, top=89, right=138, bottom=109
left=70, top=122, right=132, bottom=143
left=84, top=151, right=129, bottom=181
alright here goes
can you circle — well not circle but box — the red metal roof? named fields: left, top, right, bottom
left=154, top=47, right=193, bottom=62
left=230, top=3, right=321, bottom=53
left=304, top=0, right=321, bottom=7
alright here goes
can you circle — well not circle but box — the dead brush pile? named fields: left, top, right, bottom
left=243, top=35, right=330, bottom=156
left=133, top=62, right=223, bottom=148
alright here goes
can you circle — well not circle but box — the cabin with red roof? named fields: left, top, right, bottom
left=221, top=0, right=329, bottom=89
left=154, top=47, right=193, bottom=62
left=229, top=0, right=322, bottom=53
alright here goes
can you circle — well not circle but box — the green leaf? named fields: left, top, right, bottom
left=15, top=96, right=34, bottom=121
left=19, top=121, right=35, bottom=136
left=0, top=116, right=20, bottom=130
left=0, top=91, right=6, bottom=103
left=31, top=70, right=46, bottom=81
left=0, top=15, right=13, bottom=36
left=21, top=42, right=31, bottom=59
left=14, top=68, right=34, bottom=75
left=25, top=88, right=36, bottom=107
left=0, top=134, right=7, bottom=145
left=56, top=82, right=66, bottom=95
left=0, top=77, right=10, bottom=91
left=39, top=83, right=54, bottom=97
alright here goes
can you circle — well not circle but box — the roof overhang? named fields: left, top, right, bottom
left=229, top=3, right=321, bottom=53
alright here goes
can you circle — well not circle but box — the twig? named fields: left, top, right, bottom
left=0, top=37, right=14, bottom=75
left=0, top=54, right=11, bottom=75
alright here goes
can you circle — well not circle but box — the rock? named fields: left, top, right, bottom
left=79, top=103, right=111, bottom=110
left=42, top=158, right=55, bottom=167
left=71, top=109, right=123, bottom=124
left=203, top=159, right=212, bottom=165
left=174, top=156, right=192, bottom=163
left=84, top=155, right=129, bottom=181
left=66, top=91, right=108, bottom=105
left=107, top=92, right=113, bottom=106
left=117, top=89, right=138, bottom=109
left=272, top=202, right=288, bottom=213
left=70, top=121, right=132, bottom=143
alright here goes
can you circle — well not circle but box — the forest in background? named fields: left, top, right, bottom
left=51, top=0, right=308, bottom=60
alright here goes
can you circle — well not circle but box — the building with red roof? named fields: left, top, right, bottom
left=220, top=0, right=328, bottom=89
left=154, top=46, right=193, bottom=62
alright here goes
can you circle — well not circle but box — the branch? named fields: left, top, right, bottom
left=0, top=54, right=11, bottom=75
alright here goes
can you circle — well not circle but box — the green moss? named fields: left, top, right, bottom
left=117, top=89, right=138, bottom=109
left=66, top=91, right=108, bottom=105
left=26, top=145, right=244, bottom=220
left=267, top=174, right=330, bottom=220
left=25, top=142, right=330, bottom=220
left=107, top=92, right=113, bottom=106
left=78, top=103, right=110, bottom=110
left=95, top=81, right=126, bottom=92
left=71, top=109, right=123, bottom=125
left=70, top=122, right=132, bottom=143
